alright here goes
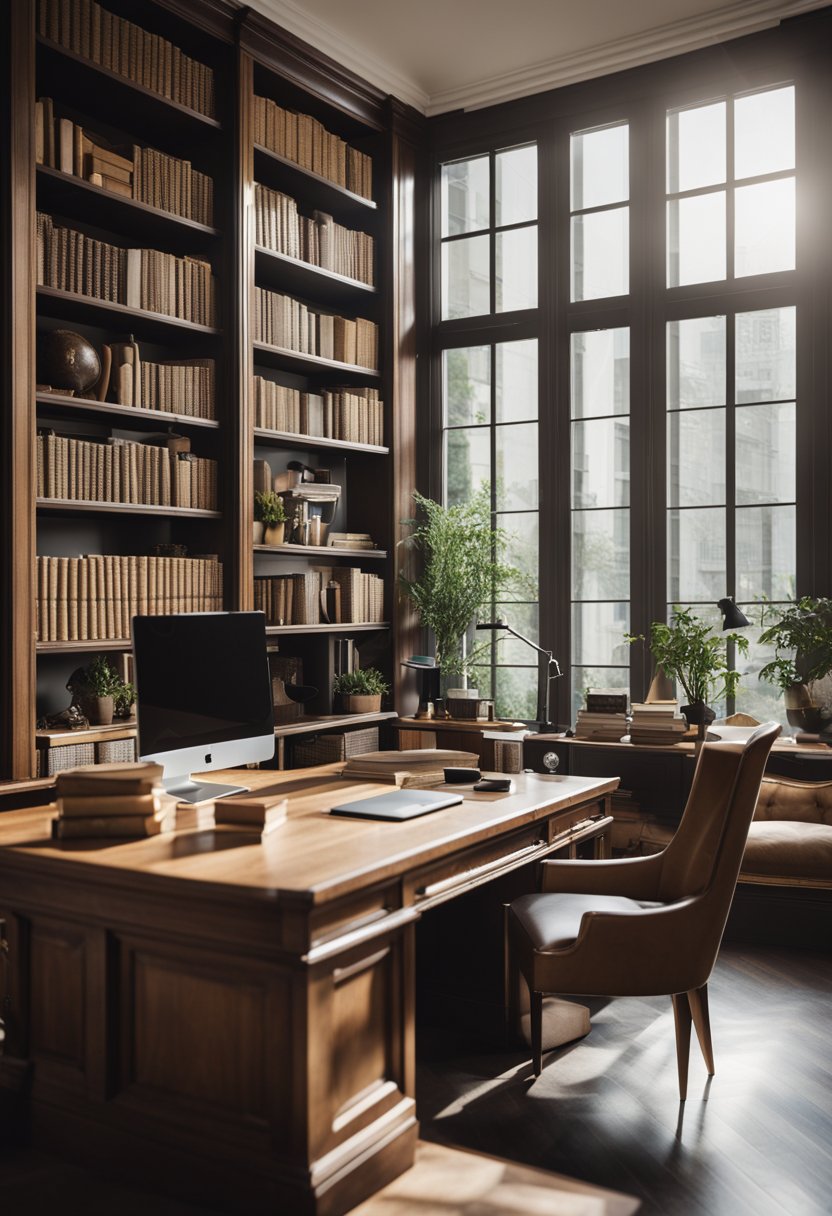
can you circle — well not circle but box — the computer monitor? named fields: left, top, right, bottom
left=132, top=611, right=275, bottom=803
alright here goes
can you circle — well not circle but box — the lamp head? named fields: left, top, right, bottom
left=476, top=618, right=508, bottom=630
left=717, top=597, right=750, bottom=630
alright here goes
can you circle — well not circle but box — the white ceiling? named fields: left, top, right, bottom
left=250, top=0, right=828, bottom=115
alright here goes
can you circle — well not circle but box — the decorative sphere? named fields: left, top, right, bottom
left=543, top=751, right=560, bottom=774
left=38, top=330, right=101, bottom=393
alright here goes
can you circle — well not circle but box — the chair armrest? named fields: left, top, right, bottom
left=540, top=851, right=665, bottom=899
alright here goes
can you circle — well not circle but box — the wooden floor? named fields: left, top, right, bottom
left=1, top=944, right=830, bottom=1214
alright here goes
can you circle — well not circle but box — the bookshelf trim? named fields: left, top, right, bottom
left=253, top=427, right=387, bottom=455
left=274, top=710, right=397, bottom=739
left=36, top=499, right=222, bottom=518
left=254, top=543, right=387, bottom=559
left=265, top=622, right=390, bottom=635
left=37, top=286, right=222, bottom=337
left=254, top=244, right=377, bottom=304
left=253, top=340, right=379, bottom=379
left=36, top=639, right=132, bottom=653
left=253, top=144, right=377, bottom=216
left=36, top=392, right=220, bottom=431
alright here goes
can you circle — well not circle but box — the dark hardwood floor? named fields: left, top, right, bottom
left=1, top=944, right=829, bottom=1214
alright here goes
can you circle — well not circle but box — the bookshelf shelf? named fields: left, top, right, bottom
left=266, top=623, right=389, bottom=636
left=253, top=427, right=387, bottom=455
left=37, top=166, right=220, bottom=251
left=37, top=286, right=222, bottom=342
left=254, top=245, right=376, bottom=307
left=36, top=37, right=224, bottom=140
left=37, top=499, right=221, bottom=519
left=36, top=719, right=137, bottom=745
left=254, top=544, right=387, bottom=559
left=252, top=341, right=379, bottom=381
left=36, top=639, right=132, bottom=654
left=35, top=393, right=220, bottom=432
left=274, top=710, right=397, bottom=739
left=254, top=144, right=377, bottom=221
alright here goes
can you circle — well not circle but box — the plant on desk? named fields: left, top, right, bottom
left=67, top=654, right=132, bottom=726
left=333, top=667, right=390, bottom=714
left=629, top=607, right=748, bottom=730
left=254, top=490, right=287, bottom=546
left=758, top=596, right=832, bottom=733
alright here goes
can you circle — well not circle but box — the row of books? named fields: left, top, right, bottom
left=254, top=94, right=372, bottom=200
left=35, top=99, right=214, bottom=226
left=36, top=554, right=223, bottom=642
left=36, top=213, right=216, bottom=326
left=254, top=567, right=385, bottom=626
left=254, top=184, right=374, bottom=285
left=37, top=0, right=216, bottom=118
left=254, top=287, right=378, bottom=370
left=103, top=344, right=215, bottom=419
left=252, top=377, right=383, bottom=446
left=36, top=433, right=218, bottom=510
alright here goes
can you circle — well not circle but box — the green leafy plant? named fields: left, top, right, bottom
left=254, top=490, right=286, bottom=526
left=758, top=596, right=832, bottom=692
left=398, top=486, right=525, bottom=678
left=73, top=654, right=122, bottom=698
left=628, top=606, right=748, bottom=706
left=332, top=667, right=390, bottom=697
left=113, top=680, right=136, bottom=718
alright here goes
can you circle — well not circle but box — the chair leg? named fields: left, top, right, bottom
left=671, top=992, right=692, bottom=1101
left=531, top=990, right=543, bottom=1077
left=688, top=983, right=715, bottom=1076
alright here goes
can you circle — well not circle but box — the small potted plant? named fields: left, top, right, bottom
left=629, top=607, right=748, bottom=730
left=758, top=596, right=832, bottom=731
left=255, top=490, right=287, bottom=546
left=113, top=679, right=136, bottom=721
left=67, top=654, right=122, bottom=725
left=333, top=667, right=390, bottom=714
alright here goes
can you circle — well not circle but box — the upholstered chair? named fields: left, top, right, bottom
left=508, top=722, right=781, bottom=1098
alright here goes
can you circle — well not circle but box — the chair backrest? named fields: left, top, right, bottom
left=657, top=722, right=781, bottom=907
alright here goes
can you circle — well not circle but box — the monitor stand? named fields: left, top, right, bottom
left=163, top=775, right=249, bottom=804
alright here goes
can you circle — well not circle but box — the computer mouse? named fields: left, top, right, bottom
left=472, top=778, right=514, bottom=793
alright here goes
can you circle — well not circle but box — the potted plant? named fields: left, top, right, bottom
left=398, top=486, right=525, bottom=702
left=255, top=490, right=287, bottom=546
left=67, top=654, right=123, bottom=725
left=629, top=607, right=748, bottom=730
left=333, top=667, right=390, bottom=714
left=113, top=679, right=136, bottom=721
left=758, top=596, right=832, bottom=731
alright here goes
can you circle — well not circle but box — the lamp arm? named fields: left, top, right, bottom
left=499, top=624, right=562, bottom=676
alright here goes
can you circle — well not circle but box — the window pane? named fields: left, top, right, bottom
left=571, top=124, right=628, bottom=210
left=496, top=423, right=538, bottom=510
left=734, top=614, right=790, bottom=729
left=736, top=306, right=796, bottom=403
left=734, top=86, right=795, bottom=180
left=735, top=178, right=795, bottom=277
left=445, top=426, right=489, bottom=505
left=667, top=101, right=726, bottom=193
left=572, top=509, right=630, bottom=599
left=572, top=602, right=630, bottom=666
left=443, top=346, right=490, bottom=426
left=496, top=145, right=537, bottom=226
left=571, top=667, right=629, bottom=723
left=570, top=328, right=630, bottom=419
left=736, top=505, right=795, bottom=600
left=495, top=601, right=539, bottom=646
left=571, top=417, right=630, bottom=508
left=495, top=667, right=538, bottom=722
left=736, top=402, right=796, bottom=504
left=667, top=507, right=725, bottom=601
left=441, top=234, right=490, bottom=319
left=499, top=511, right=539, bottom=596
left=668, top=410, right=726, bottom=506
left=667, top=192, right=726, bottom=286
left=496, top=226, right=538, bottom=312
left=496, top=339, right=537, bottom=423
left=571, top=208, right=629, bottom=301
left=441, top=156, right=489, bottom=236
left=667, top=316, right=726, bottom=409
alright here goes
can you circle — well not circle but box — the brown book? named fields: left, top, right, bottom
left=52, top=808, right=175, bottom=839
left=101, top=175, right=132, bottom=198
left=55, top=760, right=164, bottom=798
left=214, top=795, right=288, bottom=830
left=89, top=153, right=132, bottom=183
left=59, top=792, right=160, bottom=819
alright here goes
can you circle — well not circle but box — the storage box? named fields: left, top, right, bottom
left=38, top=741, right=96, bottom=778
left=293, top=727, right=379, bottom=768
left=96, top=737, right=137, bottom=764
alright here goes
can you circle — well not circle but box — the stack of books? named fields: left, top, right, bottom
left=253, top=377, right=383, bottom=446
left=52, top=761, right=173, bottom=839
left=254, top=287, right=378, bottom=370
left=629, top=702, right=689, bottom=745
left=214, top=794, right=288, bottom=839
left=574, top=689, right=630, bottom=742
left=253, top=94, right=372, bottom=200
left=254, top=185, right=374, bottom=285
left=340, top=749, right=479, bottom=788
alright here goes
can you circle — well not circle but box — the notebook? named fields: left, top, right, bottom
left=330, top=788, right=464, bottom=821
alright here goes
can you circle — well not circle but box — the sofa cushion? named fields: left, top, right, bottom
left=741, top=821, right=832, bottom=882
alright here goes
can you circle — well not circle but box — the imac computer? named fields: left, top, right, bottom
left=132, top=611, right=275, bottom=803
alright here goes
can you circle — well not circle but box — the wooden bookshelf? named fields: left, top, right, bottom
left=253, top=427, right=387, bottom=455
left=254, top=245, right=377, bottom=306
left=36, top=499, right=222, bottom=518
left=254, top=144, right=378, bottom=220
left=252, top=340, right=379, bottom=380
left=37, top=286, right=222, bottom=341
left=274, top=710, right=397, bottom=738
left=266, top=623, right=390, bottom=636
left=35, top=392, right=220, bottom=432
left=36, top=639, right=132, bottom=654
left=254, top=543, right=387, bottom=559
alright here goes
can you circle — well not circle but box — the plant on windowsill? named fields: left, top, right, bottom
left=757, top=596, right=832, bottom=733
left=254, top=490, right=287, bottom=546
left=333, top=667, right=390, bottom=715
left=628, top=606, right=749, bottom=732
left=398, top=486, right=526, bottom=704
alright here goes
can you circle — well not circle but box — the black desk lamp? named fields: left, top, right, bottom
left=476, top=618, right=563, bottom=731
left=718, top=597, right=750, bottom=629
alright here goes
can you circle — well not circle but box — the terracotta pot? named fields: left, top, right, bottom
left=253, top=520, right=265, bottom=545
left=264, top=522, right=285, bottom=546
left=342, top=693, right=381, bottom=714
left=86, top=695, right=114, bottom=726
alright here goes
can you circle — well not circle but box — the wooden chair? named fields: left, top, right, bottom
left=508, top=721, right=781, bottom=1098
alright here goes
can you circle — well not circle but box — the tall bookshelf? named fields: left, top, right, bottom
left=0, top=0, right=423, bottom=783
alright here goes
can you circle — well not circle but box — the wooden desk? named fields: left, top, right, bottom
left=0, top=766, right=616, bottom=1216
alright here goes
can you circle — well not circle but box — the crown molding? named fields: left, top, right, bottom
left=244, top=0, right=831, bottom=118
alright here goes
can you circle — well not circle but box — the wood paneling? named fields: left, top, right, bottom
left=30, top=924, right=85, bottom=1071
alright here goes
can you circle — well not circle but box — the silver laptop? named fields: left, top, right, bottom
left=330, top=788, right=464, bottom=821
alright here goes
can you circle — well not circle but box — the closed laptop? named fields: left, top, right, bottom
left=330, top=789, right=464, bottom=821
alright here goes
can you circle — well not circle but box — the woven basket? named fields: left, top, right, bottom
left=96, top=738, right=137, bottom=764
left=41, top=741, right=96, bottom=777
left=293, top=726, right=379, bottom=768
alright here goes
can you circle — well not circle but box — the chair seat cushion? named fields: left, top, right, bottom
left=742, top=820, right=832, bottom=881
left=511, top=892, right=664, bottom=952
